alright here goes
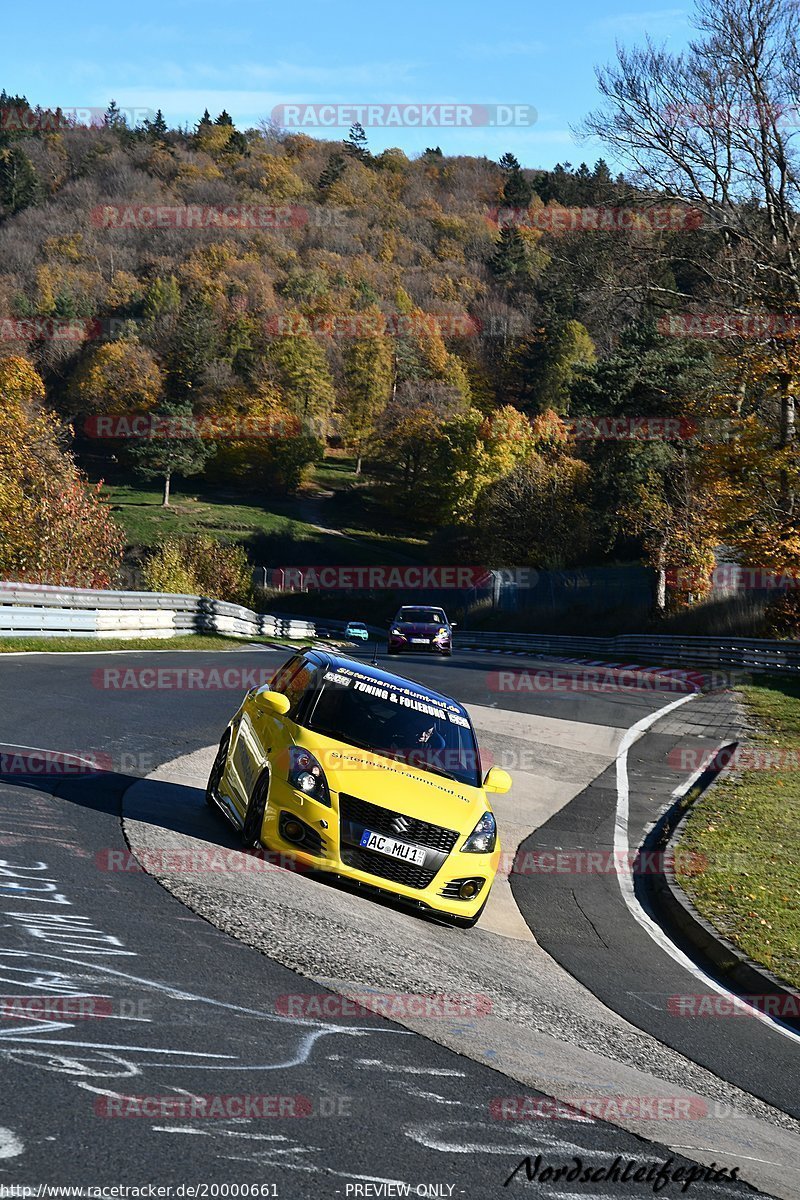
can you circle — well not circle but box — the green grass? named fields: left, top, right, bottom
left=676, top=676, right=800, bottom=987
left=99, top=476, right=424, bottom=567
left=0, top=634, right=302, bottom=653
left=101, top=482, right=321, bottom=549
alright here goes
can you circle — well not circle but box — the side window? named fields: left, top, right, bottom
left=282, top=662, right=318, bottom=716
left=270, top=655, right=302, bottom=694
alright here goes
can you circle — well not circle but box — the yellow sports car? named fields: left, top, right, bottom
left=206, top=650, right=511, bottom=927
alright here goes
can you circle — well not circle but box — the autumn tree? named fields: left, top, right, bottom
left=584, top=0, right=800, bottom=519
left=265, top=323, right=336, bottom=424
left=342, top=324, right=394, bottom=473
left=69, top=339, right=163, bottom=417
left=0, top=355, right=123, bottom=587
left=473, top=450, right=592, bottom=568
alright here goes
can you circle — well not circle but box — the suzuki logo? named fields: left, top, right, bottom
left=391, top=816, right=411, bottom=835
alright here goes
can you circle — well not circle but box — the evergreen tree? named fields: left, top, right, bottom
left=499, top=152, right=521, bottom=172
left=104, top=100, right=126, bottom=128
left=502, top=166, right=533, bottom=209
left=166, top=297, right=221, bottom=399
left=344, top=121, right=369, bottom=159
left=225, top=129, right=248, bottom=155
left=129, top=399, right=216, bottom=508
left=0, top=146, right=40, bottom=215
left=215, top=110, right=234, bottom=126
left=144, top=108, right=169, bottom=140
left=318, top=151, right=347, bottom=192
left=489, top=226, right=531, bottom=290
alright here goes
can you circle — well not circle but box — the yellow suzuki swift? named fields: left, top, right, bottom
left=206, top=650, right=511, bottom=928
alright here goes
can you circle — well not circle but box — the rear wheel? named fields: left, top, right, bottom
left=242, top=768, right=271, bottom=848
left=205, top=732, right=230, bottom=812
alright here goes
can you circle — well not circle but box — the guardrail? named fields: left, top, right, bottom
left=0, top=582, right=316, bottom=642
left=453, top=630, right=800, bottom=674
left=2, top=582, right=796, bottom=673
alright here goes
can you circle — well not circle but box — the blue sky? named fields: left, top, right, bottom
left=1, top=1, right=693, bottom=169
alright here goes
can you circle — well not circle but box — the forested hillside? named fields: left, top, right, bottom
left=1, top=0, right=799, bottom=634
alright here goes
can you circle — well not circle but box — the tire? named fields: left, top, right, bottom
left=205, top=732, right=230, bottom=812
left=242, top=767, right=271, bottom=848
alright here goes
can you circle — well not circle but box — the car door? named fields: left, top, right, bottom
left=227, top=654, right=304, bottom=814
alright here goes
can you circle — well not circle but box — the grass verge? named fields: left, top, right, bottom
left=0, top=634, right=302, bottom=654
left=676, top=676, right=800, bottom=988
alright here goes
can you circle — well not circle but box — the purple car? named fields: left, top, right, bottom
left=387, top=606, right=454, bottom=656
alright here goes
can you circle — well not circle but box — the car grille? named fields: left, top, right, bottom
left=341, top=846, right=437, bottom=890
left=339, top=794, right=459, bottom=854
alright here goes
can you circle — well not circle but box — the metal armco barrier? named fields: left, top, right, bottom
left=0, top=582, right=316, bottom=642
left=1, top=581, right=796, bottom=671
left=453, top=630, right=800, bottom=674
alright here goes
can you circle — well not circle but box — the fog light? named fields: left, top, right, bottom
left=458, top=879, right=481, bottom=900
left=283, top=819, right=304, bottom=843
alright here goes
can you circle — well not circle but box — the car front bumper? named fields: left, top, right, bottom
left=259, top=776, right=498, bottom=920
left=388, top=636, right=451, bottom=653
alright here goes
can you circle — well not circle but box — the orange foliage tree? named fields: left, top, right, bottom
left=0, top=355, right=124, bottom=587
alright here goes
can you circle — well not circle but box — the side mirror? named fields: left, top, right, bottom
left=483, top=766, right=512, bottom=794
left=255, top=690, right=291, bottom=716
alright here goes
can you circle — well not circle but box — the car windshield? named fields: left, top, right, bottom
left=398, top=609, right=445, bottom=624
left=305, top=667, right=480, bottom=787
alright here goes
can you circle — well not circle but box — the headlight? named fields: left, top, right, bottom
left=462, top=811, right=497, bottom=853
left=434, top=628, right=449, bottom=640
left=390, top=627, right=402, bottom=636
left=288, top=747, right=330, bottom=806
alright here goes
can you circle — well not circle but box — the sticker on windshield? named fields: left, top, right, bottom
left=324, top=664, right=466, bottom=721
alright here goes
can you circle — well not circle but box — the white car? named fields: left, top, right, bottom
left=344, top=621, right=369, bottom=641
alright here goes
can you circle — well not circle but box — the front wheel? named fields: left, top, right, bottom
left=242, top=768, right=271, bottom=848
left=205, top=732, right=230, bottom=812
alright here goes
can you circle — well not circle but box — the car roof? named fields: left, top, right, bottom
left=397, top=606, right=446, bottom=615
left=309, top=650, right=467, bottom=714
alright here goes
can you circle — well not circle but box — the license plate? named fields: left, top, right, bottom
left=359, top=829, right=427, bottom=866
left=410, top=637, right=429, bottom=644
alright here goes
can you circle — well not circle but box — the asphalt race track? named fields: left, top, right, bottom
left=0, top=644, right=798, bottom=1198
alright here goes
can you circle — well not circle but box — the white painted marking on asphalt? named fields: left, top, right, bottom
left=348, top=1058, right=465, bottom=1076
left=152, top=1126, right=209, bottom=1135
left=405, top=1121, right=619, bottom=1158
left=614, top=696, right=800, bottom=1046
left=0, top=1126, right=23, bottom=1158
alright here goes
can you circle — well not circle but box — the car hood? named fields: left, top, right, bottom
left=303, top=736, right=484, bottom=829
left=395, top=622, right=449, bottom=635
